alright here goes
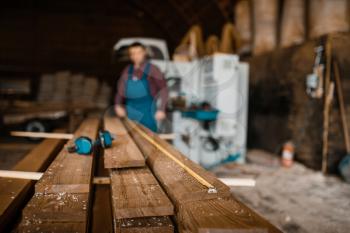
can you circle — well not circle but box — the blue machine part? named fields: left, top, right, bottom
left=182, top=110, right=219, bottom=121
left=99, top=130, right=114, bottom=148
left=68, top=136, right=93, bottom=155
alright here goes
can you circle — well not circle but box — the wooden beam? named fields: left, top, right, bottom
left=104, top=117, right=145, bottom=169
left=10, top=131, right=73, bottom=140
left=35, top=118, right=100, bottom=193
left=114, top=216, right=174, bottom=233
left=218, top=177, right=256, bottom=187
left=177, top=197, right=282, bottom=233
left=105, top=118, right=174, bottom=232
left=110, top=167, right=174, bottom=219
left=0, top=171, right=257, bottom=188
left=322, top=82, right=335, bottom=174
left=17, top=118, right=100, bottom=233
left=93, top=177, right=110, bottom=185
left=21, top=192, right=89, bottom=223
left=124, top=119, right=281, bottom=232
left=0, top=171, right=112, bottom=185
left=124, top=119, right=231, bottom=206
left=0, top=170, right=43, bottom=180
left=0, top=133, right=64, bottom=232
left=322, top=36, right=333, bottom=174
left=333, top=61, right=350, bottom=153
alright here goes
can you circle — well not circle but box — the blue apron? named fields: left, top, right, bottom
left=125, top=63, right=157, bottom=132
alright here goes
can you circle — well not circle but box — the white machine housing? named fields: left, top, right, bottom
left=114, top=38, right=249, bottom=168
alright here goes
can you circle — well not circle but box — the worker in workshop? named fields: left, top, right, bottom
left=114, top=42, right=168, bottom=132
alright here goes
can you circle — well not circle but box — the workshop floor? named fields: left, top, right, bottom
left=213, top=150, right=350, bottom=233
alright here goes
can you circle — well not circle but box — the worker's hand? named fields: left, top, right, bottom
left=155, top=111, right=166, bottom=121
left=115, top=105, right=126, bottom=118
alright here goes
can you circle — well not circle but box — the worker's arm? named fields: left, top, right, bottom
left=114, top=66, right=129, bottom=117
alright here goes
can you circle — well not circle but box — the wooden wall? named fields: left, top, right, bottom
left=247, top=32, right=350, bottom=172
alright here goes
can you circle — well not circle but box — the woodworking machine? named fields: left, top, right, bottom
left=114, top=38, right=249, bottom=168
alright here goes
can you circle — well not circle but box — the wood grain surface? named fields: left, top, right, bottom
left=124, top=119, right=231, bottom=205
left=104, top=117, right=145, bottom=169
left=35, top=118, right=99, bottom=193
left=178, top=197, right=282, bottom=233
left=0, top=134, right=64, bottom=231
left=110, top=167, right=174, bottom=219
left=124, top=119, right=282, bottom=233
left=114, top=216, right=174, bottom=233
left=17, top=118, right=100, bottom=233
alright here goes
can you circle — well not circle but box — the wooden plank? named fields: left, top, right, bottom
left=93, top=176, right=110, bottom=184
left=10, top=131, right=73, bottom=139
left=35, top=118, right=100, bottom=193
left=322, top=82, right=335, bottom=174
left=19, top=222, right=86, bottom=233
left=114, top=216, right=174, bottom=233
left=0, top=135, right=64, bottom=232
left=322, top=36, right=333, bottom=174
left=0, top=170, right=43, bottom=180
left=333, top=60, right=350, bottom=153
left=21, top=193, right=88, bottom=223
left=123, top=119, right=231, bottom=206
left=177, top=197, right=282, bottom=233
left=104, top=117, right=145, bottom=169
left=124, top=120, right=281, bottom=232
left=110, top=167, right=174, bottom=219
left=17, top=118, right=100, bottom=233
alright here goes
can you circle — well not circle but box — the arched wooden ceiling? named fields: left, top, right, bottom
left=0, top=0, right=233, bottom=79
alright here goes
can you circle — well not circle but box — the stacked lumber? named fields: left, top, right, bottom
left=3, top=116, right=280, bottom=232
left=96, top=82, right=112, bottom=109
left=52, top=71, right=71, bottom=103
left=0, top=134, right=64, bottom=232
left=70, top=74, right=84, bottom=104
left=104, top=117, right=174, bottom=233
left=36, top=71, right=111, bottom=109
left=81, top=76, right=99, bottom=106
left=37, top=74, right=55, bottom=103
left=124, top=119, right=282, bottom=232
left=18, top=118, right=100, bottom=232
